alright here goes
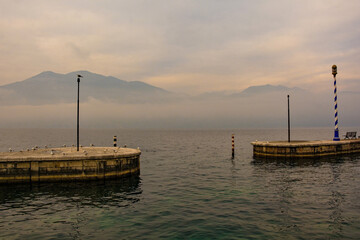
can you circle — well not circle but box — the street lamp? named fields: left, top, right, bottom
left=77, top=74, right=83, bottom=151
left=287, top=95, right=290, bottom=142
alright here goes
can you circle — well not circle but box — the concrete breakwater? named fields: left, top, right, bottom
left=252, top=139, right=360, bottom=158
left=0, top=147, right=140, bottom=183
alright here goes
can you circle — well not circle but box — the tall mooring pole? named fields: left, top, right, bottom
left=77, top=74, right=83, bottom=151
left=287, top=95, right=290, bottom=142
left=332, top=65, right=340, bottom=141
left=232, top=134, right=235, bottom=159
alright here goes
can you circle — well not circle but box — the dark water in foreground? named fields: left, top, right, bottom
left=0, top=128, right=360, bottom=239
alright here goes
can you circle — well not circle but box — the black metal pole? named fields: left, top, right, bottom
left=287, top=95, right=290, bottom=142
left=77, top=77, right=80, bottom=151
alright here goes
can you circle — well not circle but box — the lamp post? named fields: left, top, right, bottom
left=77, top=74, right=83, bottom=151
left=287, top=95, right=290, bottom=142
left=332, top=65, right=340, bottom=141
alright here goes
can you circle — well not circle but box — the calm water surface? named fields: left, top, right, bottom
left=0, top=128, right=360, bottom=239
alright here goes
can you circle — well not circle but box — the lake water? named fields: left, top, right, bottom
left=0, top=128, right=360, bottom=239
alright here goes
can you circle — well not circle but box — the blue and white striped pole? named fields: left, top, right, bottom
left=332, top=65, right=340, bottom=141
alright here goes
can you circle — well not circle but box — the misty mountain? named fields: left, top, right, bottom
left=0, top=71, right=173, bottom=105
left=238, top=84, right=304, bottom=95
left=0, top=71, right=359, bottom=129
left=0, top=71, right=306, bottom=106
left=196, top=84, right=305, bottom=100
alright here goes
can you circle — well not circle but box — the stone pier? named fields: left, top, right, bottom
left=251, top=139, right=360, bottom=158
left=0, top=147, right=141, bottom=183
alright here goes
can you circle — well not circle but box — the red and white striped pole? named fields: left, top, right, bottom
left=232, top=134, right=235, bottom=159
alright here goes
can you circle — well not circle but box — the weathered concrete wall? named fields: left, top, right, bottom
left=0, top=147, right=140, bottom=183
left=252, top=140, right=360, bottom=158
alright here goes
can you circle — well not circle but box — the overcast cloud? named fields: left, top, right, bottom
left=0, top=0, right=359, bottom=94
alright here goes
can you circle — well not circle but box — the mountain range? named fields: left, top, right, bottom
left=0, top=71, right=174, bottom=105
left=0, top=71, right=303, bottom=105
left=1, top=71, right=359, bottom=128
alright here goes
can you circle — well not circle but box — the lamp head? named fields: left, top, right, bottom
left=77, top=74, right=83, bottom=83
left=332, top=65, right=337, bottom=77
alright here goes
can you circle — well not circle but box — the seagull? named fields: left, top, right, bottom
left=77, top=74, right=83, bottom=78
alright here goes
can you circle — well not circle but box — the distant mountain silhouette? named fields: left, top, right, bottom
left=2, top=73, right=358, bottom=128
left=0, top=71, right=307, bottom=106
left=0, top=71, right=173, bottom=105
left=196, top=84, right=305, bottom=100
left=239, top=84, right=303, bottom=95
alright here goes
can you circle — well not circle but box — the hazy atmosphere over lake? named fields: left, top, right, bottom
left=0, top=0, right=359, bottom=129
left=2, top=2, right=360, bottom=239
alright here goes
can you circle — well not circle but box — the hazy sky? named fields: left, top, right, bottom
left=1, top=0, right=359, bottom=94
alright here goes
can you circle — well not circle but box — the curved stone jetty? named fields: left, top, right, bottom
left=0, top=147, right=141, bottom=183
left=252, top=139, right=360, bottom=158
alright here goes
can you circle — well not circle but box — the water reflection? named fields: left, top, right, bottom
left=229, top=158, right=237, bottom=187
left=0, top=177, right=142, bottom=239
left=328, top=162, right=345, bottom=237
left=0, top=176, right=142, bottom=208
left=250, top=155, right=359, bottom=238
left=251, top=154, right=360, bottom=167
